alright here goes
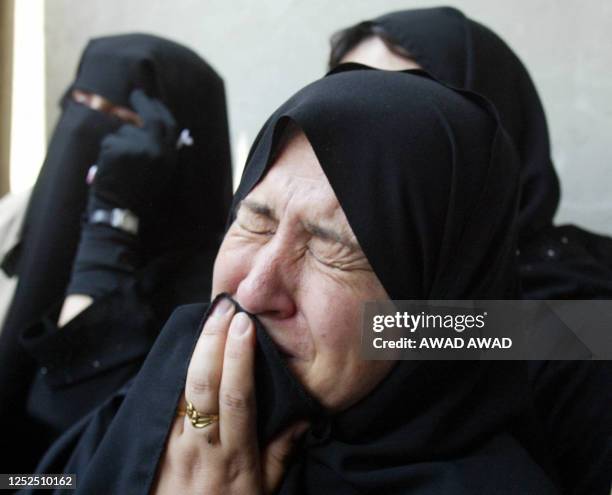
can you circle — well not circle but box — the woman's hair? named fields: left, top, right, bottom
left=328, top=21, right=412, bottom=70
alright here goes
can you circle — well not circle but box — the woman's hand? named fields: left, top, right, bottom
left=59, top=89, right=178, bottom=320
left=152, top=298, right=309, bottom=495
left=91, top=88, right=178, bottom=218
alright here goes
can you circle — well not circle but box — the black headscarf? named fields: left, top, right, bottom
left=236, top=66, right=520, bottom=301
left=332, top=10, right=612, bottom=491
left=233, top=66, right=552, bottom=494
left=40, top=69, right=567, bottom=494
left=335, top=7, right=612, bottom=300
left=337, top=7, right=560, bottom=242
left=0, top=33, right=232, bottom=470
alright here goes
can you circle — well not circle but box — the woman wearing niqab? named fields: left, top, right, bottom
left=329, top=8, right=612, bottom=493
left=25, top=68, right=576, bottom=493
left=0, top=33, right=232, bottom=471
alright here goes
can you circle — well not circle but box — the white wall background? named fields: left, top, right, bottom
left=44, top=0, right=612, bottom=235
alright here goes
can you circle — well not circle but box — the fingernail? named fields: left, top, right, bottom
left=230, top=313, right=251, bottom=337
left=212, top=298, right=233, bottom=317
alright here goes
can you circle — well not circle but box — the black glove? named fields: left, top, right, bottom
left=67, top=89, right=178, bottom=298
left=90, top=88, right=178, bottom=218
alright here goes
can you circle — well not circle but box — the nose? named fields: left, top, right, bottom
left=234, top=237, right=297, bottom=319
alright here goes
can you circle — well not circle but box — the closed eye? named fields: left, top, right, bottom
left=238, top=221, right=276, bottom=236
left=306, top=246, right=338, bottom=268
left=306, top=244, right=372, bottom=273
left=235, top=201, right=277, bottom=236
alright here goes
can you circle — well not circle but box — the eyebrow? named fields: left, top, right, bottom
left=304, top=222, right=360, bottom=251
left=240, top=199, right=277, bottom=220
left=239, top=199, right=361, bottom=251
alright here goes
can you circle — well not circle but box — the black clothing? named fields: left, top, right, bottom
left=520, top=225, right=612, bottom=299
left=28, top=70, right=569, bottom=494
left=66, top=219, right=141, bottom=299
left=340, top=10, right=612, bottom=491
left=371, top=6, right=559, bottom=240
left=364, top=6, right=612, bottom=300
left=21, top=248, right=217, bottom=435
left=0, top=103, right=123, bottom=472
left=22, top=283, right=157, bottom=433
left=67, top=89, right=181, bottom=299
left=0, top=34, right=232, bottom=471
left=87, top=89, right=179, bottom=222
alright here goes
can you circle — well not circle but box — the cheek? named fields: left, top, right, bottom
left=296, top=268, right=392, bottom=409
left=211, top=235, right=257, bottom=297
left=300, top=273, right=365, bottom=352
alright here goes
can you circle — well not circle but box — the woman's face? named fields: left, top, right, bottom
left=340, top=34, right=421, bottom=71
left=212, top=128, right=395, bottom=412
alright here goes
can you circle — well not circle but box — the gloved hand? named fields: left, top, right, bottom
left=89, top=88, right=178, bottom=219
left=67, top=89, right=178, bottom=299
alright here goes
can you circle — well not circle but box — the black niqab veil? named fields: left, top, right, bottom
left=0, top=34, right=232, bottom=471
left=34, top=70, right=564, bottom=494
left=368, top=7, right=559, bottom=241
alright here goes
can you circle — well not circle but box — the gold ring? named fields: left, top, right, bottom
left=177, top=401, right=219, bottom=429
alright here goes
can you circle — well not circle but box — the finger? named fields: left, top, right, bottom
left=129, top=89, right=175, bottom=137
left=150, top=98, right=176, bottom=129
left=218, top=312, right=257, bottom=447
left=100, top=122, right=141, bottom=146
left=97, top=126, right=141, bottom=164
left=128, top=88, right=154, bottom=118
left=99, top=127, right=128, bottom=151
left=183, top=297, right=235, bottom=436
left=262, top=421, right=310, bottom=494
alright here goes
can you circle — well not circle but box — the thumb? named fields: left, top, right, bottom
left=262, top=421, right=310, bottom=494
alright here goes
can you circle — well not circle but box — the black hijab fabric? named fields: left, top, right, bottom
left=32, top=69, right=568, bottom=494
left=358, top=11, right=612, bottom=491
left=0, top=34, right=232, bottom=470
left=369, top=7, right=559, bottom=241
left=359, top=7, right=612, bottom=301
left=233, top=67, right=552, bottom=493
left=236, top=66, right=520, bottom=301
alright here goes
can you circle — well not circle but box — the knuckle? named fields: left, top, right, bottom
left=224, top=454, right=257, bottom=483
left=205, top=431, right=218, bottom=446
left=269, top=443, right=291, bottom=466
left=179, top=452, right=208, bottom=478
left=186, top=376, right=217, bottom=397
left=225, top=346, right=244, bottom=360
left=220, top=388, right=252, bottom=412
left=201, top=319, right=224, bottom=336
